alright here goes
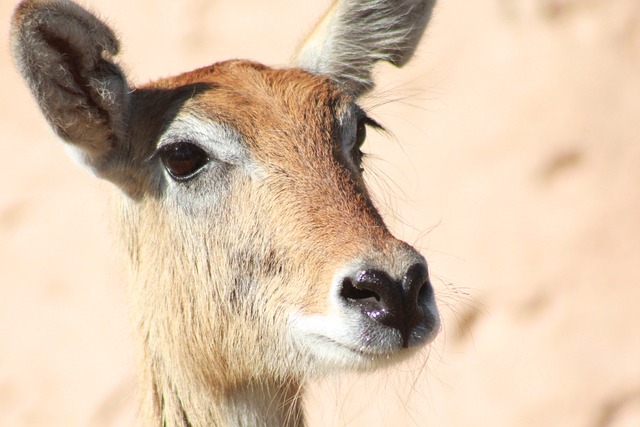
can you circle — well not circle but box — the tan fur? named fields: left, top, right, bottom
left=11, top=1, right=439, bottom=426
left=123, top=63, right=401, bottom=425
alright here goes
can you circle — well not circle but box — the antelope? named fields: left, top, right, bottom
left=10, top=0, right=440, bottom=425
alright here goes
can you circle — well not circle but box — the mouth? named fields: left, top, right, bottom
left=310, top=334, right=392, bottom=358
left=289, top=309, right=439, bottom=371
left=302, top=332, right=406, bottom=371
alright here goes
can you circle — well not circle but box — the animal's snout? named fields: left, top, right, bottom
left=339, top=263, right=434, bottom=348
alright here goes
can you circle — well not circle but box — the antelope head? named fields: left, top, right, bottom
left=11, top=0, right=439, bottom=425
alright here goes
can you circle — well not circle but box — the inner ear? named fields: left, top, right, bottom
left=294, top=0, right=437, bottom=97
left=11, top=0, right=130, bottom=163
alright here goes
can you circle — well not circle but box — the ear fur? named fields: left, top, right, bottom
left=10, top=0, right=130, bottom=162
left=294, top=0, right=437, bottom=97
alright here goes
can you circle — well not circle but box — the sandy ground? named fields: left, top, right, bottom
left=1, top=0, right=640, bottom=426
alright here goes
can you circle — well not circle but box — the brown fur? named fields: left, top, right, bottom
left=122, top=62, right=403, bottom=425
left=11, top=1, right=439, bottom=426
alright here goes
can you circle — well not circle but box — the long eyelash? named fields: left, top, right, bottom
left=363, top=115, right=385, bottom=132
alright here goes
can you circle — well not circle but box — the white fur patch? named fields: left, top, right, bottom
left=63, top=143, right=99, bottom=176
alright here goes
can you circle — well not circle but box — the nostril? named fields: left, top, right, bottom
left=340, top=278, right=380, bottom=302
left=417, top=279, right=433, bottom=303
left=403, top=263, right=431, bottom=304
left=339, top=270, right=401, bottom=325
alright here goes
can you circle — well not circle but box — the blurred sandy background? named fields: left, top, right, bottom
left=1, top=0, right=640, bottom=426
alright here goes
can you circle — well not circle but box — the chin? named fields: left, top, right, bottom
left=289, top=303, right=440, bottom=374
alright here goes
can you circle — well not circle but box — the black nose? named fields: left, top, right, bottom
left=339, top=263, right=433, bottom=348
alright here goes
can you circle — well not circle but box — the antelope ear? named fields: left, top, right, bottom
left=294, top=0, right=437, bottom=97
left=10, top=0, right=130, bottom=170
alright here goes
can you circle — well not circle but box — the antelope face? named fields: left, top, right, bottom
left=11, top=0, right=439, bottom=386
left=128, top=61, right=439, bottom=374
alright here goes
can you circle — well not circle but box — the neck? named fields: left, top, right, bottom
left=119, top=202, right=306, bottom=426
left=138, top=359, right=305, bottom=426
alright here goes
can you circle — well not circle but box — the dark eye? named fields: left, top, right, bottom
left=351, top=118, right=368, bottom=171
left=355, top=117, right=367, bottom=148
left=158, top=142, right=209, bottom=180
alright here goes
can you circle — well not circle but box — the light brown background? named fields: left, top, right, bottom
left=1, top=0, right=639, bottom=426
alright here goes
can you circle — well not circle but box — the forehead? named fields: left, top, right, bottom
left=140, top=60, right=353, bottom=161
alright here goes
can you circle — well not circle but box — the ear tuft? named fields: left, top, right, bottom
left=11, top=0, right=129, bottom=160
left=294, top=0, right=437, bottom=97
